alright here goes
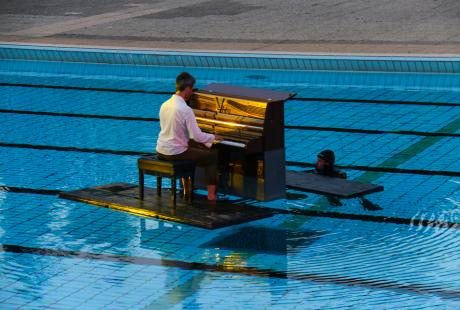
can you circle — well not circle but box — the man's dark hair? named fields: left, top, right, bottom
left=176, top=72, right=196, bottom=92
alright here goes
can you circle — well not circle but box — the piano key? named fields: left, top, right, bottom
left=218, top=140, right=246, bottom=148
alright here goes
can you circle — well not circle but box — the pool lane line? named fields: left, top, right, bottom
left=2, top=108, right=460, bottom=138
left=285, top=125, right=460, bottom=138
left=0, top=142, right=147, bottom=156
left=294, top=97, right=460, bottom=107
left=2, top=243, right=460, bottom=300
left=276, top=208, right=460, bottom=230
left=0, top=186, right=60, bottom=195
left=0, top=109, right=160, bottom=122
left=286, top=161, right=460, bottom=177
left=1, top=185, right=460, bottom=230
left=0, top=142, right=458, bottom=177
left=1, top=82, right=459, bottom=107
left=0, top=82, right=171, bottom=94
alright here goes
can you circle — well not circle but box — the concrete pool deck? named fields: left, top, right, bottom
left=1, top=0, right=459, bottom=56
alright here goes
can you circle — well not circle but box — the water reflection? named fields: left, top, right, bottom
left=139, top=218, right=329, bottom=307
left=201, top=226, right=326, bottom=255
left=0, top=194, right=54, bottom=304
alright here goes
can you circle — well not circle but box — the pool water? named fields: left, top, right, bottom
left=1, top=46, right=460, bottom=309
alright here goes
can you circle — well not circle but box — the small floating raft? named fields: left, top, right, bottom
left=286, top=171, right=384, bottom=198
left=59, top=183, right=273, bottom=229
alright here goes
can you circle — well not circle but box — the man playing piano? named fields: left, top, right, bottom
left=156, top=72, right=224, bottom=201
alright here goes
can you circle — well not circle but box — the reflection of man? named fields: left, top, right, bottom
left=156, top=72, right=224, bottom=201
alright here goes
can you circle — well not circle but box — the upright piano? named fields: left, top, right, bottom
left=189, top=83, right=295, bottom=201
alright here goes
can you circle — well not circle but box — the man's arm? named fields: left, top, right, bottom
left=185, top=108, right=216, bottom=144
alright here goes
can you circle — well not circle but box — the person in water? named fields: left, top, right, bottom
left=313, top=149, right=347, bottom=179
left=311, top=150, right=381, bottom=211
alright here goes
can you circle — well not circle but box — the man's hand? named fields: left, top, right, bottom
left=214, top=134, right=224, bottom=142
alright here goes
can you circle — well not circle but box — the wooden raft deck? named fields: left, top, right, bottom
left=59, top=183, right=273, bottom=229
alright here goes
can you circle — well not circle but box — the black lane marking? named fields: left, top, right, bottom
left=2, top=185, right=460, bottom=230
left=1, top=142, right=459, bottom=177
left=0, top=109, right=159, bottom=122
left=274, top=208, right=460, bottom=230
left=0, top=186, right=60, bottom=195
left=1, top=109, right=459, bottom=138
left=286, top=161, right=460, bottom=177
left=0, top=142, right=150, bottom=156
left=1, top=83, right=459, bottom=107
left=285, top=125, right=460, bottom=138
left=293, top=97, right=460, bottom=107
left=0, top=83, right=171, bottom=95
left=2, top=243, right=460, bottom=300
left=0, top=142, right=458, bottom=177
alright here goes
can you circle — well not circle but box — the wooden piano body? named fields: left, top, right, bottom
left=190, top=83, right=295, bottom=201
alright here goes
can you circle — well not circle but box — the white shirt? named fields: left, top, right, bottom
left=156, top=95, right=215, bottom=155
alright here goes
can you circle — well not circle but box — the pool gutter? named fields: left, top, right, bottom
left=1, top=42, right=460, bottom=73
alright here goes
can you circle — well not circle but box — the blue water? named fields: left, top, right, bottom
left=1, top=52, right=460, bottom=309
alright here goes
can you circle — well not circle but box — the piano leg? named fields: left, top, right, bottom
left=182, top=176, right=193, bottom=203
left=180, top=177, right=185, bottom=196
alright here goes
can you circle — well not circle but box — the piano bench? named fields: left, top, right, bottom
left=137, top=155, right=195, bottom=206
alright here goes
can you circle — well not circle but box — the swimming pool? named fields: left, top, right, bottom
left=1, top=44, right=460, bottom=309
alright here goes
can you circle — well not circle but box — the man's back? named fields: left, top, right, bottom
left=157, top=95, right=188, bottom=155
left=156, top=95, right=214, bottom=156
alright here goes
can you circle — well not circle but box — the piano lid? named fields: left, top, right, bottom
left=200, top=83, right=296, bottom=103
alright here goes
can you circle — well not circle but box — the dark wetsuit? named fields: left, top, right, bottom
left=312, top=167, right=347, bottom=179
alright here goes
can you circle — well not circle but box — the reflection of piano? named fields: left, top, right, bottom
left=190, top=83, right=295, bottom=201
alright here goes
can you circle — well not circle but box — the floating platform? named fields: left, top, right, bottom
left=59, top=183, right=273, bottom=229
left=286, top=171, right=384, bottom=198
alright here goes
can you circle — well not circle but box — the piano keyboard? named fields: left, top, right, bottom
left=219, top=140, right=246, bottom=148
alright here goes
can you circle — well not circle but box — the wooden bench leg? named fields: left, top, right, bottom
left=139, top=169, right=144, bottom=200
left=171, top=177, right=176, bottom=206
left=189, top=174, right=194, bottom=203
left=157, top=177, right=162, bottom=196
left=180, top=177, right=186, bottom=196
left=180, top=177, right=191, bottom=201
